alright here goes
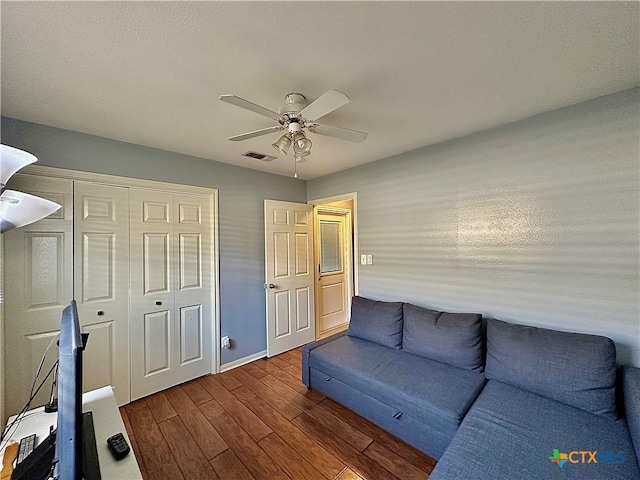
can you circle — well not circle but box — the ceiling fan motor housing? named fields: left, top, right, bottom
left=287, top=120, right=303, bottom=133
left=280, top=93, right=307, bottom=117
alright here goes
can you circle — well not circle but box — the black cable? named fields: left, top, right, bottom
left=0, top=334, right=60, bottom=447
left=0, top=360, right=57, bottom=444
left=28, top=335, right=60, bottom=406
left=0, top=359, right=59, bottom=447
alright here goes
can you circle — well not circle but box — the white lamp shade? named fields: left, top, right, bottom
left=272, top=134, right=292, bottom=156
left=0, top=190, right=61, bottom=233
left=1, top=144, right=38, bottom=186
left=292, top=132, right=312, bottom=155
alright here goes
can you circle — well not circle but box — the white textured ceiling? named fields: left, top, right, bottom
left=1, top=2, right=638, bottom=180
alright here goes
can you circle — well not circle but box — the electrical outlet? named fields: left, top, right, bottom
left=360, top=254, right=367, bottom=265
left=221, top=336, right=230, bottom=349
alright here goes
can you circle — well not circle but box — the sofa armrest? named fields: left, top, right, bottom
left=302, top=330, right=348, bottom=386
left=623, top=365, right=640, bottom=464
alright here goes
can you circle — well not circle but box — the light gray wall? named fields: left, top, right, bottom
left=1, top=117, right=307, bottom=365
left=309, top=88, right=640, bottom=366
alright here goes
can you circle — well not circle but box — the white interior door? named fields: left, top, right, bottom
left=4, top=175, right=73, bottom=415
left=129, top=189, right=213, bottom=400
left=74, top=182, right=130, bottom=405
left=316, top=209, right=352, bottom=338
left=264, top=200, right=315, bottom=357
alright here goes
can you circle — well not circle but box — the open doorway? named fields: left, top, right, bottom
left=309, top=193, right=358, bottom=339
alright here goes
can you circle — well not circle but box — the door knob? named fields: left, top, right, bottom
left=155, top=301, right=162, bottom=306
left=97, top=311, right=104, bottom=316
left=266, top=283, right=276, bottom=289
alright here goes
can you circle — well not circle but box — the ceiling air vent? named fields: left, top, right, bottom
left=242, top=151, right=276, bottom=162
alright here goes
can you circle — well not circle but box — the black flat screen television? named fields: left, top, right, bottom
left=54, top=300, right=84, bottom=479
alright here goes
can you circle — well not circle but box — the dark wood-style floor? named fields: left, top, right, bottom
left=120, top=347, right=436, bottom=480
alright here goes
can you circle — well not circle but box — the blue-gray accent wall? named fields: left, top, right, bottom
left=4, top=87, right=639, bottom=368
left=1, top=117, right=307, bottom=365
left=309, top=88, right=640, bottom=366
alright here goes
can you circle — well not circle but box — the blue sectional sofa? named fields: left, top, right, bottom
left=302, top=296, right=640, bottom=479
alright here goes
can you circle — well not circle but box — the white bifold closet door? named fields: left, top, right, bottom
left=4, top=179, right=132, bottom=412
left=4, top=175, right=215, bottom=415
left=129, top=189, right=213, bottom=401
left=73, top=181, right=130, bottom=405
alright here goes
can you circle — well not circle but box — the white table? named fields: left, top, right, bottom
left=1, top=386, right=142, bottom=479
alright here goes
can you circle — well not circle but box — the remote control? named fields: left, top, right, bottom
left=16, top=433, right=36, bottom=464
left=106, top=432, right=130, bottom=460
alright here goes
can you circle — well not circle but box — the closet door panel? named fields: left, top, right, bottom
left=143, top=233, right=171, bottom=294
left=4, top=175, right=73, bottom=415
left=81, top=320, right=114, bottom=392
left=130, top=190, right=176, bottom=400
left=143, top=310, right=171, bottom=375
left=74, top=182, right=130, bottom=405
left=179, top=305, right=202, bottom=365
left=173, top=194, right=212, bottom=380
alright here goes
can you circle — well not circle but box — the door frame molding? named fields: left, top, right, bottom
left=0, top=233, right=4, bottom=424
left=307, top=192, right=359, bottom=298
left=2, top=164, right=221, bottom=380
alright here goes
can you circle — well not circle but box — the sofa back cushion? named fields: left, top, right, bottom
left=623, top=366, right=640, bottom=464
left=347, top=296, right=404, bottom=349
left=485, top=318, right=618, bottom=419
left=402, top=303, right=483, bottom=372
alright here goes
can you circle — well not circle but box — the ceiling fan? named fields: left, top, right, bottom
left=219, top=89, right=367, bottom=165
left=1, top=145, right=61, bottom=233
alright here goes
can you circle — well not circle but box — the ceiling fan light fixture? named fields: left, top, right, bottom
left=0, top=190, right=61, bottom=233
left=292, top=131, right=312, bottom=155
left=0, top=144, right=61, bottom=233
left=272, top=133, right=292, bottom=156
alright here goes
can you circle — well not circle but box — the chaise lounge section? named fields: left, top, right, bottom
left=302, top=296, right=640, bottom=479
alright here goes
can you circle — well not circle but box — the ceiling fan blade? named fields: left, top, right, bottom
left=299, top=89, right=350, bottom=121
left=220, top=94, right=282, bottom=121
left=228, top=126, right=281, bottom=142
left=310, top=124, right=368, bottom=143
left=1, top=190, right=61, bottom=233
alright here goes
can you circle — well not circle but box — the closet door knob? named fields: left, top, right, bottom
left=97, top=311, right=104, bottom=316
left=155, top=301, right=162, bottom=306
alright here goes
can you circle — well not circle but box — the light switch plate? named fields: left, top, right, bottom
left=360, top=254, right=367, bottom=265
left=366, top=255, right=373, bottom=265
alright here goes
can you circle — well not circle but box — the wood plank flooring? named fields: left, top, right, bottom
left=121, top=347, right=437, bottom=480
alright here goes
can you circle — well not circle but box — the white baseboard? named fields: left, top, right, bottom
left=219, top=350, right=267, bottom=373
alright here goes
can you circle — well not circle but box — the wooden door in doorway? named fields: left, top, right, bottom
left=316, top=208, right=352, bottom=338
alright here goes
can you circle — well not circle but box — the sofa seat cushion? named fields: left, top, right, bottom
left=310, top=335, right=486, bottom=438
left=309, top=367, right=452, bottom=459
left=430, top=380, right=640, bottom=480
